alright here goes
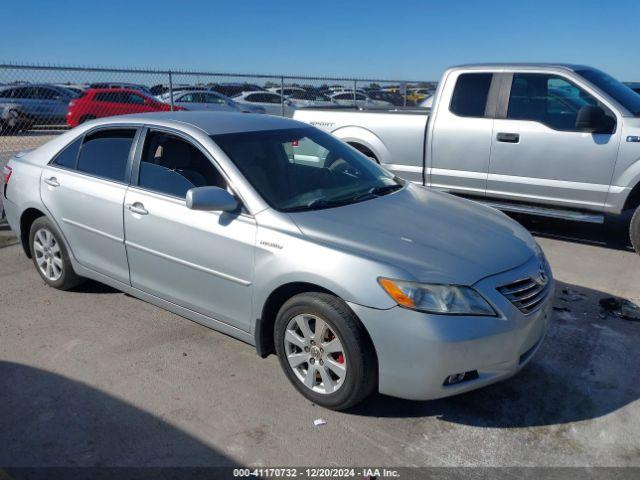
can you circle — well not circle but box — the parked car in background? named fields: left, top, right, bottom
left=66, top=88, right=183, bottom=127
left=0, top=103, right=33, bottom=135
left=89, top=83, right=154, bottom=96
left=268, top=86, right=307, bottom=97
left=287, top=91, right=336, bottom=108
left=211, top=83, right=266, bottom=98
left=0, top=84, right=78, bottom=125
left=418, top=94, right=434, bottom=108
left=233, top=91, right=295, bottom=116
left=367, top=90, right=414, bottom=106
left=295, top=63, right=640, bottom=254
left=54, top=84, right=87, bottom=96
left=329, top=91, right=393, bottom=107
left=2, top=111, right=552, bottom=410
left=159, top=90, right=265, bottom=114
left=407, top=88, right=433, bottom=103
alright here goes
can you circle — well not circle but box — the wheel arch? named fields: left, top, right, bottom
left=19, top=207, right=47, bottom=258
left=254, top=281, right=378, bottom=363
left=330, top=126, right=389, bottom=164
left=623, top=181, right=640, bottom=212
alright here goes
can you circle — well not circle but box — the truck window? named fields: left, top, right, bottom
left=507, top=74, right=602, bottom=131
left=449, top=73, right=493, bottom=117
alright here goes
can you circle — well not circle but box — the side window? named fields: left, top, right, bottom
left=76, top=129, right=136, bottom=182
left=95, top=92, right=122, bottom=103
left=0, top=88, right=13, bottom=98
left=507, top=74, right=601, bottom=131
left=12, top=87, right=36, bottom=99
left=178, top=93, right=194, bottom=103
left=138, top=131, right=226, bottom=198
left=245, top=93, right=259, bottom=102
left=127, top=93, right=146, bottom=105
left=450, top=73, right=493, bottom=117
left=35, top=88, right=60, bottom=100
left=52, top=137, right=83, bottom=169
left=204, top=93, right=225, bottom=104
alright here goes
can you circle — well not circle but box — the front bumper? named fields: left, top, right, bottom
left=349, top=255, right=553, bottom=401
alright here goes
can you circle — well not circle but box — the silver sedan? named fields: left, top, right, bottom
left=2, top=111, right=553, bottom=410
left=158, top=90, right=266, bottom=114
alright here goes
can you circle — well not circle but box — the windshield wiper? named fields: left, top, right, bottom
left=281, top=184, right=403, bottom=213
left=349, top=183, right=403, bottom=202
left=280, top=197, right=353, bottom=212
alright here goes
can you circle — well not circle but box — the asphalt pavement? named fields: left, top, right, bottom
left=1, top=214, right=639, bottom=468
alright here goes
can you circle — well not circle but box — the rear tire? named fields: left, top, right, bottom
left=29, top=216, right=84, bottom=290
left=631, top=206, right=640, bottom=255
left=274, top=292, right=377, bottom=410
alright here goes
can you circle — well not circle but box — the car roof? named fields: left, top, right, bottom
left=92, top=111, right=305, bottom=135
left=450, top=62, right=594, bottom=72
left=86, top=88, right=152, bottom=95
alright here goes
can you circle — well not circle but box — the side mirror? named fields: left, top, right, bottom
left=186, top=186, right=239, bottom=212
left=576, top=105, right=614, bottom=134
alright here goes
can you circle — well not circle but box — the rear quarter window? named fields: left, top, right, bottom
left=449, top=73, right=493, bottom=117
left=51, top=137, right=83, bottom=169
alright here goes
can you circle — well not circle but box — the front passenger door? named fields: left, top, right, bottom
left=488, top=73, right=621, bottom=209
left=123, top=129, right=256, bottom=331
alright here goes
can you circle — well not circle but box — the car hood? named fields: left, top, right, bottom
left=287, top=184, right=536, bottom=285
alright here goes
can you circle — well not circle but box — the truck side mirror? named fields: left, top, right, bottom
left=576, top=105, right=614, bottom=134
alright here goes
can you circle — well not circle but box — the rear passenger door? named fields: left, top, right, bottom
left=41, top=127, right=139, bottom=284
left=123, top=129, right=256, bottom=332
left=429, top=71, right=499, bottom=197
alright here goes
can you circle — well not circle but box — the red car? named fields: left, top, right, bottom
left=66, top=88, right=185, bottom=127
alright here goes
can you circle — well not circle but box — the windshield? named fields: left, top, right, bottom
left=211, top=127, right=403, bottom=212
left=577, top=68, right=640, bottom=116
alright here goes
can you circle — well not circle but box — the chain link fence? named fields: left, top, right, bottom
left=0, top=64, right=436, bottom=167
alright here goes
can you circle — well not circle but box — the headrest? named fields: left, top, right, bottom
left=158, top=139, right=191, bottom=169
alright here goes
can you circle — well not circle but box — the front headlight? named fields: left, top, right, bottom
left=378, top=278, right=496, bottom=316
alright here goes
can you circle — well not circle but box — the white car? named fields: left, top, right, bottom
left=288, top=91, right=336, bottom=108
left=233, top=91, right=296, bottom=117
left=268, top=86, right=307, bottom=98
left=329, top=92, right=393, bottom=107
left=158, top=90, right=265, bottom=114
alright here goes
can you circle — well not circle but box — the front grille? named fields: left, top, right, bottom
left=498, top=274, right=550, bottom=315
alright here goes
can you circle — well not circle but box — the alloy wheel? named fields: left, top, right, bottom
left=33, top=228, right=63, bottom=282
left=284, top=314, right=347, bottom=394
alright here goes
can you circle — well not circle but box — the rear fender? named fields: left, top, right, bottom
left=330, top=126, right=390, bottom=165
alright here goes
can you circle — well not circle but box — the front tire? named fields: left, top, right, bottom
left=29, top=217, right=84, bottom=290
left=631, top=206, right=640, bottom=255
left=274, top=292, right=377, bottom=410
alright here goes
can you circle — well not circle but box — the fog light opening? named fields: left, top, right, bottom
left=443, top=370, right=479, bottom=386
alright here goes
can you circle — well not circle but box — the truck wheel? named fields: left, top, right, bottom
left=631, top=207, right=640, bottom=255
left=274, top=292, right=377, bottom=410
left=29, top=216, right=84, bottom=290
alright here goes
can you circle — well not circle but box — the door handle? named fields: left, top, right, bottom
left=496, top=132, right=520, bottom=143
left=44, top=177, right=60, bottom=187
left=127, top=202, right=148, bottom=215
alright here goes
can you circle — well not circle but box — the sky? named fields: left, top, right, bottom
left=2, top=0, right=639, bottom=82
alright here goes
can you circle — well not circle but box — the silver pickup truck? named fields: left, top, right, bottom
left=294, top=63, right=640, bottom=254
